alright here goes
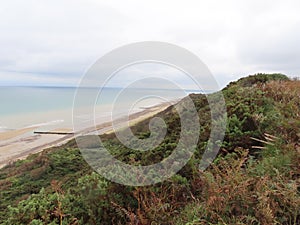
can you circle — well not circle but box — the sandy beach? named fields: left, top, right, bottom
left=0, top=126, right=38, bottom=141
left=0, top=101, right=173, bottom=168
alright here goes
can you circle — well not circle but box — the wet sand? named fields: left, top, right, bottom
left=0, top=127, right=38, bottom=141
left=0, top=101, right=174, bottom=168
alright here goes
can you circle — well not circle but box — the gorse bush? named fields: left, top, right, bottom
left=0, top=73, right=299, bottom=224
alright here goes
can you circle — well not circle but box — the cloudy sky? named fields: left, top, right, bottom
left=0, top=0, right=300, bottom=88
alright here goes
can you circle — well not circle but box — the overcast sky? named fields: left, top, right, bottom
left=0, top=0, right=300, bottom=88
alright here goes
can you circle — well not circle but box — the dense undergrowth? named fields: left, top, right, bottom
left=0, top=73, right=299, bottom=224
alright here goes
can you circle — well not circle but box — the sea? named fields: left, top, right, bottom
left=0, top=86, right=198, bottom=132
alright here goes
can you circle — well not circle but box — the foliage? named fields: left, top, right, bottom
left=0, top=73, right=299, bottom=224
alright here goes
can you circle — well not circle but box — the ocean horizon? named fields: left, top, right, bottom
left=0, top=86, right=200, bottom=132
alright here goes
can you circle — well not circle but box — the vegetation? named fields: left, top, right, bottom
left=0, top=73, right=299, bottom=224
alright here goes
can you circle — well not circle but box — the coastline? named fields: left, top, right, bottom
left=0, top=100, right=175, bottom=168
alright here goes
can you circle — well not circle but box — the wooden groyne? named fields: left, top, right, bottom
left=34, top=131, right=74, bottom=135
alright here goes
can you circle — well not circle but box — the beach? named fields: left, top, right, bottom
left=0, top=101, right=173, bottom=168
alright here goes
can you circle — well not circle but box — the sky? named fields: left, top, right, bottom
left=0, top=0, right=300, bottom=89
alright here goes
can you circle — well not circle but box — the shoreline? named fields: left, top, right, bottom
left=0, top=100, right=176, bottom=168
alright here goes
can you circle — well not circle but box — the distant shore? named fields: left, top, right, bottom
left=0, top=101, right=175, bottom=168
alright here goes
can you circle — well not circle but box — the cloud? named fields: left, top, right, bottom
left=0, top=70, right=78, bottom=86
left=0, top=0, right=129, bottom=78
left=0, top=0, right=300, bottom=88
left=104, top=63, right=203, bottom=90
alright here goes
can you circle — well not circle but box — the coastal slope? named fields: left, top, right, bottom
left=0, top=73, right=299, bottom=225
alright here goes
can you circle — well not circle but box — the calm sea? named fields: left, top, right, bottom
left=0, top=87, right=195, bottom=131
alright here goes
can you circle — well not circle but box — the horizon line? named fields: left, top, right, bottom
left=0, top=85, right=205, bottom=92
